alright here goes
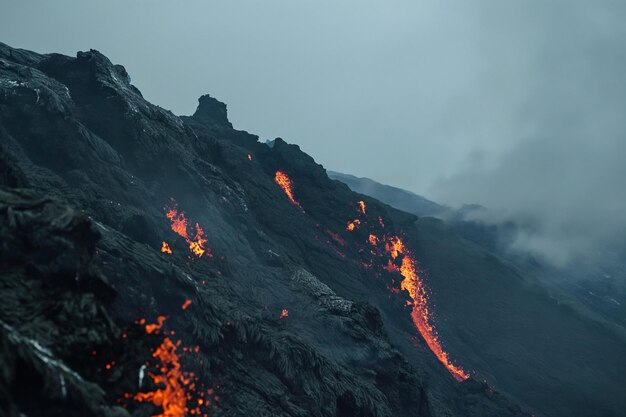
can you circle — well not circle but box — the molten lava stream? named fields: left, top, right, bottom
left=127, top=317, right=214, bottom=417
left=274, top=171, right=304, bottom=212
left=387, top=236, right=469, bottom=382
left=357, top=200, right=366, bottom=214
left=164, top=200, right=211, bottom=258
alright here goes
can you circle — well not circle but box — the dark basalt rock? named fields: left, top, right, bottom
left=0, top=188, right=128, bottom=417
left=0, top=41, right=532, bottom=417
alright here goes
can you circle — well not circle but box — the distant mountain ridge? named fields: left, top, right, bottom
left=328, top=171, right=445, bottom=216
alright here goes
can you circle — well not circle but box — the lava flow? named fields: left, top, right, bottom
left=126, top=317, right=217, bottom=417
left=161, top=241, right=172, bottom=254
left=357, top=200, right=366, bottom=214
left=164, top=199, right=211, bottom=258
left=385, top=235, right=469, bottom=382
left=274, top=171, right=304, bottom=212
left=346, top=219, right=361, bottom=231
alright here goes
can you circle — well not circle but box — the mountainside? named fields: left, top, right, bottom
left=0, top=42, right=623, bottom=417
left=331, top=169, right=626, bottom=417
left=0, top=43, right=528, bottom=417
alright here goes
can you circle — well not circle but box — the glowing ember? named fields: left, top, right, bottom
left=346, top=219, right=361, bottom=231
left=386, top=236, right=469, bottom=382
left=274, top=171, right=304, bottom=212
left=385, top=236, right=405, bottom=260
left=161, top=241, right=172, bottom=254
left=165, top=200, right=211, bottom=258
left=357, top=200, right=366, bottom=214
left=182, top=299, right=192, bottom=310
left=368, top=234, right=378, bottom=246
left=280, top=309, right=289, bottom=319
left=144, top=316, right=166, bottom=334
left=127, top=317, right=213, bottom=417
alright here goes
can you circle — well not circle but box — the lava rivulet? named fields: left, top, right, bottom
left=385, top=236, right=469, bottom=382
left=346, top=219, right=361, bottom=231
left=336, top=205, right=469, bottom=382
left=164, top=200, right=211, bottom=258
left=161, top=241, right=172, bottom=254
left=274, top=171, right=304, bottom=212
left=126, top=317, right=216, bottom=417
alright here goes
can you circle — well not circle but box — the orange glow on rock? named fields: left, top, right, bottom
left=280, top=309, right=289, bottom=319
left=368, top=234, right=378, bottom=246
left=132, top=338, right=188, bottom=417
left=357, top=200, right=366, bottom=214
left=145, top=316, right=167, bottom=334
left=182, top=299, right=192, bottom=310
left=386, top=236, right=469, bottom=382
left=165, top=200, right=212, bottom=258
left=127, top=317, right=211, bottom=417
left=274, top=171, right=304, bottom=212
left=161, top=241, right=172, bottom=254
left=385, top=236, right=406, bottom=260
left=346, top=219, right=361, bottom=231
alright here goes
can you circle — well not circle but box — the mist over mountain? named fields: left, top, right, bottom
left=432, top=132, right=626, bottom=266
left=425, top=1, right=626, bottom=267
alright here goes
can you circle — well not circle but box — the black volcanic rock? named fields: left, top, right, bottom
left=0, top=41, right=541, bottom=417
left=0, top=189, right=128, bottom=417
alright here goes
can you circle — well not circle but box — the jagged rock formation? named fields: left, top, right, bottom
left=0, top=41, right=575, bottom=417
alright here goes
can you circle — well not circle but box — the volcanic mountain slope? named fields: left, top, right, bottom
left=332, top=166, right=626, bottom=416
left=0, top=41, right=563, bottom=417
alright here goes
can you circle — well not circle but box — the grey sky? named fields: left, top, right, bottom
left=2, top=0, right=625, bottom=263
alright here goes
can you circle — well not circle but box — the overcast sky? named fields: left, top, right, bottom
left=2, top=0, right=625, bottom=263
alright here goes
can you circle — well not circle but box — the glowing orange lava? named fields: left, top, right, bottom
left=368, top=234, right=378, bottom=246
left=161, top=241, right=172, bottom=254
left=385, top=236, right=469, bottom=382
left=143, top=316, right=166, bottom=334
left=346, top=219, right=361, bottom=231
left=165, top=200, right=211, bottom=258
left=182, top=299, right=192, bottom=310
left=127, top=317, right=213, bottom=417
left=357, top=200, right=366, bottom=214
left=385, top=236, right=405, bottom=260
left=280, top=309, right=289, bottom=319
left=274, top=171, right=304, bottom=212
